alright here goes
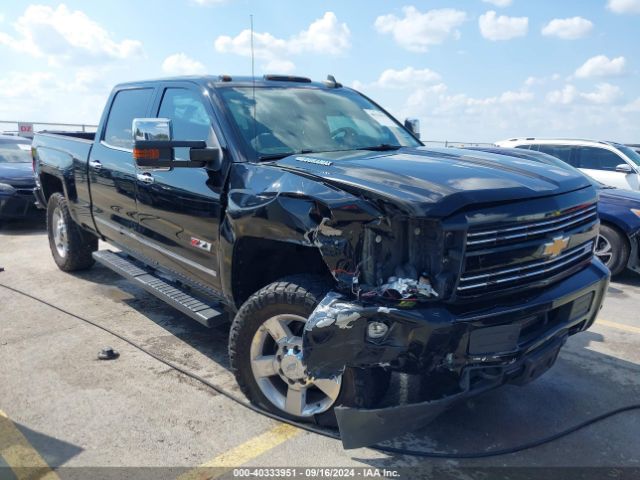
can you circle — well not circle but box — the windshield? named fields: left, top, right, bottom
left=0, top=142, right=31, bottom=163
left=218, top=86, right=421, bottom=160
left=617, top=145, right=640, bottom=167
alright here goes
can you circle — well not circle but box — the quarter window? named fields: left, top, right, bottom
left=103, top=88, right=153, bottom=149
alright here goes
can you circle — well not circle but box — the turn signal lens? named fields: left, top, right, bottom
left=631, top=209, right=640, bottom=218
left=133, top=148, right=160, bottom=161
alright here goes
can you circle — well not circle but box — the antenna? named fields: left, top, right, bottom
left=250, top=14, right=257, bottom=151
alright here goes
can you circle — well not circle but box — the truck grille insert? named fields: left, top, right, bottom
left=459, top=202, right=597, bottom=297
left=458, top=241, right=594, bottom=294
left=466, top=204, right=597, bottom=248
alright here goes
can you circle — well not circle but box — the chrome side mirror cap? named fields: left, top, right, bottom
left=133, top=118, right=172, bottom=142
left=404, top=118, right=420, bottom=139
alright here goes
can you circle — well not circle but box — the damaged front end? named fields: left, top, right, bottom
left=302, top=260, right=609, bottom=448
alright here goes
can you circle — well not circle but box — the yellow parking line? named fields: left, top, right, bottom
left=0, top=410, right=60, bottom=480
left=177, top=423, right=301, bottom=480
left=596, top=318, right=640, bottom=335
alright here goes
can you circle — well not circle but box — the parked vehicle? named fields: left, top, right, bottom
left=496, top=138, right=640, bottom=191
left=0, top=134, right=42, bottom=222
left=467, top=147, right=640, bottom=276
left=33, top=75, right=609, bottom=448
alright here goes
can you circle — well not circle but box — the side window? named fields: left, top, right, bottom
left=536, top=145, right=576, bottom=167
left=103, top=88, right=153, bottom=149
left=576, top=147, right=623, bottom=171
left=515, top=144, right=533, bottom=150
left=158, top=88, right=217, bottom=159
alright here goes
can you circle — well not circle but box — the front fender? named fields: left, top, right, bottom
left=218, top=163, right=383, bottom=301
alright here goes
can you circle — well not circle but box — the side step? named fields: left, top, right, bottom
left=93, top=250, right=227, bottom=328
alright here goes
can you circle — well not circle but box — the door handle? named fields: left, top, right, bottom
left=136, top=172, right=155, bottom=184
left=89, top=159, right=102, bottom=170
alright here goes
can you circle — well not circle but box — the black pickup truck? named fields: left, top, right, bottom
left=33, top=75, right=609, bottom=448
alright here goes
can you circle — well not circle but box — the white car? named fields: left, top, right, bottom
left=496, top=138, right=640, bottom=191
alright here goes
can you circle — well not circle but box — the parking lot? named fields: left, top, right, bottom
left=1, top=219, right=639, bottom=479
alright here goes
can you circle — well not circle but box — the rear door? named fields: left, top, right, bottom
left=89, top=87, right=154, bottom=251
left=134, top=84, right=224, bottom=292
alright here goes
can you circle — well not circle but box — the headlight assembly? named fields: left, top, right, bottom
left=0, top=183, right=16, bottom=194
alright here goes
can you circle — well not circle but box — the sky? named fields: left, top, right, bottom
left=0, top=0, right=639, bottom=143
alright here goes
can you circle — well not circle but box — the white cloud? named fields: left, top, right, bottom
left=580, top=83, right=622, bottom=104
left=546, top=85, right=579, bottom=105
left=162, top=53, right=207, bottom=75
left=214, top=12, right=350, bottom=73
left=374, top=67, right=442, bottom=88
left=479, top=11, right=528, bottom=41
left=374, top=6, right=467, bottom=52
left=623, top=98, right=640, bottom=112
left=574, top=55, right=626, bottom=78
left=482, top=0, right=513, bottom=7
left=0, top=4, right=143, bottom=66
left=607, top=0, right=640, bottom=14
left=547, top=83, right=622, bottom=105
left=541, top=17, right=593, bottom=39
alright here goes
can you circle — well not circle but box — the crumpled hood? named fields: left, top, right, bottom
left=0, top=162, right=36, bottom=187
left=273, top=147, right=592, bottom=217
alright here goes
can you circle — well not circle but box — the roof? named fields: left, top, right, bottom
left=113, top=74, right=344, bottom=90
left=497, top=138, right=622, bottom=148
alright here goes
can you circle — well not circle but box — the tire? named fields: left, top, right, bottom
left=229, top=274, right=390, bottom=427
left=47, top=192, right=98, bottom=271
left=596, top=224, right=629, bottom=276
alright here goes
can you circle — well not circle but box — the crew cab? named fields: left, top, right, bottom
left=33, top=75, right=609, bottom=448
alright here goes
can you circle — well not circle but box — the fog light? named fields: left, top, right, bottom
left=367, top=321, right=388, bottom=339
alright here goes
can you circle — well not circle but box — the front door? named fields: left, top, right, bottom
left=134, top=85, right=224, bottom=292
left=575, top=146, right=638, bottom=191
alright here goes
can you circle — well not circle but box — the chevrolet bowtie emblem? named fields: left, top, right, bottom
left=543, top=236, right=570, bottom=258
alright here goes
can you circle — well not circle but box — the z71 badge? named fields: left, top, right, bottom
left=190, top=237, right=212, bottom=252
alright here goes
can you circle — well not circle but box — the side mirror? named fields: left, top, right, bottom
left=615, top=163, right=634, bottom=174
left=132, top=118, right=221, bottom=170
left=404, top=118, right=421, bottom=139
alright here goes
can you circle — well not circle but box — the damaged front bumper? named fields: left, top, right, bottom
left=303, top=258, right=610, bottom=448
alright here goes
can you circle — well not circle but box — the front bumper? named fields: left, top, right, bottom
left=0, top=188, right=42, bottom=219
left=303, top=259, right=610, bottom=448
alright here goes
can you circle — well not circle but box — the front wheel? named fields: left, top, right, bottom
left=47, top=193, right=98, bottom=271
left=596, top=224, right=629, bottom=276
left=229, top=275, right=390, bottom=426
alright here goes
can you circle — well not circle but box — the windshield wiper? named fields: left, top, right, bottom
left=258, top=149, right=314, bottom=162
left=356, top=144, right=402, bottom=152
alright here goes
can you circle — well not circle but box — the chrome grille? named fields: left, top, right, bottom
left=458, top=241, right=594, bottom=294
left=467, top=204, right=597, bottom=248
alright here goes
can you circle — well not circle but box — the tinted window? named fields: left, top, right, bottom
left=536, top=145, right=576, bottom=167
left=103, top=88, right=153, bottom=149
left=158, top=88, right=217, bottom=159
left=515, top=144, right=532, bottom=150
left=576, top=147, right=622, bottom=171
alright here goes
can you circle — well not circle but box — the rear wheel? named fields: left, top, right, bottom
left=596, top=224, right=629, bottom=276
left=229, top=275, right=390, bottom=426
left=47, top=193, right=98, bottom=271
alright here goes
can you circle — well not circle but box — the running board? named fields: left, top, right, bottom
left=92, top=250, right=227, bottom=328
